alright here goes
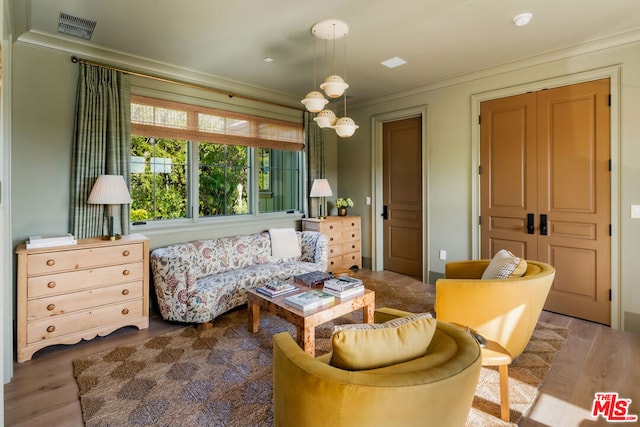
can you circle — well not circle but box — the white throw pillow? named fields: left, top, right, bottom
left=481, top=249, right=523, bottom=279
left=269, top=228, right=301, bottom=258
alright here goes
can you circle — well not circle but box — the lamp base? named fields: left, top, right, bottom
left=101, top=234, right=122, bottom=241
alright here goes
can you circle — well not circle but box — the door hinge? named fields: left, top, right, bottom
left=609, top=224, right=612, bottom=236
left=479, top=215, right=482, bottom=226
left=609, top=159, right=612, bottom=171
left=609, top=289, right=612, bottom=301
left=478, top=115, right=481, bottom=125
left=478, top=165, right=482, bottom=175
left=608, top=94, right=611, bottom=107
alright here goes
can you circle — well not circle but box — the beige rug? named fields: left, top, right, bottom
left=73, top=278, right=567, bottom=426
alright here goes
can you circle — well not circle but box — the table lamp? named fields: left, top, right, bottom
left=87, top=174, right=132, bottom=240
left=309, top=178, right=332, bottom=219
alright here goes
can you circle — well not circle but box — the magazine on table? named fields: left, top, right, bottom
left=255, top=279, right=298, bottom=298
left=285, top=289, right=335, bottom=313
left=323, top=276, right=363, bottom=292
left=293, top=271, right=333, bottom=287
left=322, top=284, right=364, bottom=299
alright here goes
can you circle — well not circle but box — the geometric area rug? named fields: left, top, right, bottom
left=73, top=279, right=568, bottom=427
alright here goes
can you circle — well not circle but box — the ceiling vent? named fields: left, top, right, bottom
left=57, top=12, right=97, bottom=40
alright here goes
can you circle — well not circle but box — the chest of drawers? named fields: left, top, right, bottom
left=16, top=234, right=149, bottom=362
left=302, top=215, right=362, bottom=272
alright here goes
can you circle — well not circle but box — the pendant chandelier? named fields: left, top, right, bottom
left=301, top=19, right=359, bottom=138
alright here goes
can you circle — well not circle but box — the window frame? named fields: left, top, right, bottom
left=129, top=92, right=306, bottom=233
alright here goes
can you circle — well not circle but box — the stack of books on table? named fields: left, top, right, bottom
left=255, top=279, right=298, bottom=298
left=26, top=233, right=77, bottom=249
left=322, top=276, right=364, bottom=299
left=293, top=271, right=333, bottom=288
left=285, top=289, right=335, bottom=313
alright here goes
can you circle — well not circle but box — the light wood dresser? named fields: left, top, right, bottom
left=15, top=234, right=150, bottom=362
left=302, top=215, right=362, bottom=272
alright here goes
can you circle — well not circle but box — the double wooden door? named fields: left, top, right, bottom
left=480, top=78, right=611, bottom=324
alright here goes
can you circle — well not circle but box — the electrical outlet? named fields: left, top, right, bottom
left=632, top=205, right=640, bottom=219
left=439, top=250, right=447, bottom=261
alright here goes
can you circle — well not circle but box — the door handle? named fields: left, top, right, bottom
left=527, top=213, right=535, bottom=234
left=382, top=205, right=388, bottom=220
left=540, top=214, right=548, bottom=235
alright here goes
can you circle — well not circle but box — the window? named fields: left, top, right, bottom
left=130, top=96, right=303, bottom=223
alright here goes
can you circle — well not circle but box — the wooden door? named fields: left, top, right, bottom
left=383, top=117, right=423, bottom=278
left=481, top=79, right=611, bottom=325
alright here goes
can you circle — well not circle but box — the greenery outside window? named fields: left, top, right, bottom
left=129, top=95, right=303, bottom=223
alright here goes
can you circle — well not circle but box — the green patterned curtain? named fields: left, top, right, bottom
left=70, top=63, right=131, bottom=239
left=304, top=111, right=325, bottom=218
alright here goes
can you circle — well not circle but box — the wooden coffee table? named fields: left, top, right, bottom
left=247, top=283, right=375, bottom=356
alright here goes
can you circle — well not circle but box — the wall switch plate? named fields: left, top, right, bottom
left=632, top=205, right=640, bottom=218
left=366, top=196, right=371, bottom=205
left=439, top=250, right=447, bottom=261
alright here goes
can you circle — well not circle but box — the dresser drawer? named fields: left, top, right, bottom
left=27, top=262, right=143, bottom=298
left=328, top=252, right=362, bottom=271
left=27, top=300, right=144, bottom=344
left=27, top=281, right=144, bottom=321
left=27, top=243, right=144, bottom=275
left=328, top=242, right=360, bottom=257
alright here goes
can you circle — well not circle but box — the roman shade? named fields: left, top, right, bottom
left=131, top=95, right=303, bottom=151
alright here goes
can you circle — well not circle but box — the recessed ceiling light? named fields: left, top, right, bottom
left=513, top=13, right=533, bottom=27
left=263, top=57, right=275, bottom=63
left=381, top=57, right=407, bottom=69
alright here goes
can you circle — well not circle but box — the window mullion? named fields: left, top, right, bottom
left=189, top=140, right=199, bottom=220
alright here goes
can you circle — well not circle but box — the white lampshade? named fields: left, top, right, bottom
left=333, top=117, right=359, bottom=138
left=301, top=90, right=329, bottom=113
left=87, top=175, right=132, bottom=204
left=313, top=109, right=337, bottom=128
left=309, top=178, right=333, bottom=197
left=320, top=75, right=349, bottom=98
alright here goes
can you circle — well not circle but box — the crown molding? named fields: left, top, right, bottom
left=15, top=30, right=303, bottom=110
left=352, top=27, right=640, bottom=110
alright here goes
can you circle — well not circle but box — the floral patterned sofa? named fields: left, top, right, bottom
left=150, top=230, right=328, bottom=323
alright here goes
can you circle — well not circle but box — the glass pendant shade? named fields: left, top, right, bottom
left=301, top=90, right=329, bottom=113
left=313, top=109, right=337, bottom=128
left=320, top=75, right=349, bottom=98
left=333, top=117, right=359, bottom=138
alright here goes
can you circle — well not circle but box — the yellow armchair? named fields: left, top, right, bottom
left=272, top=308, right=482, bottom=427
left=434, top=259, right=555, bottom=421
left=434, top=260, right=555, bottom=360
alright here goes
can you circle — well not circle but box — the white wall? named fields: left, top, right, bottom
left=345, top=37, right=640, bottom=333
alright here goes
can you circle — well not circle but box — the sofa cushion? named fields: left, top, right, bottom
left=269, top=228, right=302, bottom=258
left=481, top=249, right=526, bottom=279
left=329, top=312, right=436, bottom=371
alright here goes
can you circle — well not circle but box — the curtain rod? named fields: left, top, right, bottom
left=70, top=56, right=298, bottom=111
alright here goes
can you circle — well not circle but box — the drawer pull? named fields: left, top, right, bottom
left=47, top=281, right=56, bottom=289
left=352, top=234, right=356, bottom=238
left=46, top=304, right=55, bottom=311
left=123, top=250, right=130, bottom=257
left=330, top=249, right=334, bottom=254
left=122, top=308, right=130, bottom=315
left=329, top=237, right=334, bottom=241
left=46, top=259, right=55, bottom=266
left=122, top=270, right=130, bottom=276
left=352, top=244, right=356, bottom=249
left=122, top=289, right=130, bottom=296
left=329, top=225, right=334, bottom=230
left=46, top=325, right=55, bottom=333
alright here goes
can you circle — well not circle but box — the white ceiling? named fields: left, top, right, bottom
left=11, top=0, right=640, bottom=106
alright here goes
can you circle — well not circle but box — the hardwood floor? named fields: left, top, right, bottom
left=5, top=270, right=640, bottom=426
